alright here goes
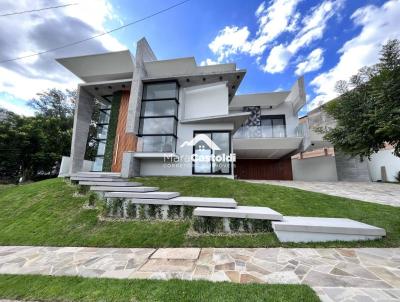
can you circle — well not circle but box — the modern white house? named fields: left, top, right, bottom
left=57, top=38, right=307, bottom=180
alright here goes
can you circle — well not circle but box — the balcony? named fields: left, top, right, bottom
left=233, top=125, right=304, bottom=159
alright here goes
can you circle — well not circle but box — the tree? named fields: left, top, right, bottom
left=323, top=39, right=400, bottom=158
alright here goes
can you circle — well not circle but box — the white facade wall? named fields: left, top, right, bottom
left=140, top=83, right=234, bottom=178
left=58, top=156, right=93, bottom=177
left=368, top=149, right=400, bottom=182
left=182, top=83, right=228, bottom=120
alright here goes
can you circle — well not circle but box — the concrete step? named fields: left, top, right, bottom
left=79, top=181, right=142, bottom=187
left=272, top=216, right=386, bottom=243
left=71, top=177, right=127, bottom=182
left=74, top=172, right=121, bottom=178
left=193, top=206, right=283, bottom=221
left=91, top=186, right=159, bottom=193
left=108, top=197, right=237, bottom=207
left=105, top=191, right=180, bottom=200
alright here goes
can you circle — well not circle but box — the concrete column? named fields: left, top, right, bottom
left=126, top=38, right=157, bottom=134
left=69, top=86, right=94, bottom=174
left=120, top=151, right=140, bottom=178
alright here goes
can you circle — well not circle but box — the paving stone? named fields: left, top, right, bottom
left=139, top=259, right=195, bottom=273
left=151, top=248, right=200, bottom=260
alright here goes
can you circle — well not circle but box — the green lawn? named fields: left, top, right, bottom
left=0, top=274, right=319, bottom=302
left=0, top=177, right=399, bottom=248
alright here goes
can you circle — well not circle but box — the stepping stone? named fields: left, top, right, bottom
left=105, top=191, right=180, bottom=200
left=193, top=206, right=283, bottom=220
left=74, top=172, right=120, bottom=178
left=151, top=248, right=200, bottom=260
left=91, top=186, right=159, bottom=192
left=71, top=177, right=127, bottom=182
left=103, top=196, right=237, bottom=207
left=272, top=216, right=386, bottom=243
left=79, top=181, right=142, bottom=187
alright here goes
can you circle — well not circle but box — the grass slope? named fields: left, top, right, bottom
left=0, top=275, right=320, bottom=302
left=0, top=177, right=399, bottom=247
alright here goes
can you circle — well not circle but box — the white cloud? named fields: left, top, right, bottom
left=200, top=58, right=219, bottom=66
left=0, top=0, right=126, bottom=114
left=207, top=0, right=302, bottom=62
left=264, top=0, right=343, bottom=73
left=295, top=48, right=324, bottom=75
left=208, top=26, right=251, bottom=62
left=309, top=0, right=400, bottom=110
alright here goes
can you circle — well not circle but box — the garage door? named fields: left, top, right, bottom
left=235, top=159, right=293, bottom=180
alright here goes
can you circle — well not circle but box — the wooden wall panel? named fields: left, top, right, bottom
left=111, top=91, right=137, bottom=172
left=235, top=159, right=293, bottom=180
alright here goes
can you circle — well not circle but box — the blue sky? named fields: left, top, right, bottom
left=0, top=0, right=399, bottom=116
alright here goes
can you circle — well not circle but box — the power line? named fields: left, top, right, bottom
left=0, top=3, right=78, bottom=17
left=0, top=0, right=191, bottom=64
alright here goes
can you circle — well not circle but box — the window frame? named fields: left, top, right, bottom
left=138, top=80, right=180, bottom=152
left=260, top=114, right=287, bottom=137
left=192, top=130, right=232, bottom=175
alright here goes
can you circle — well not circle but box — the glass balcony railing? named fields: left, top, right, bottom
left=233, top=125, right=305, bottom=139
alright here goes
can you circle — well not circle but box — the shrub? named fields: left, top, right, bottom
left=77, top=185, right=89, bottom=195
left=182, top=206, right=194, bottom=219
left=193, top=216, right=224, bottom=233
left=148, top=205, right=162, bottom=219
left=167, top=205, right=181, bottom=219
left=126, top=203, right=137, bottom=218
left=112, top=198, right=124, bottom=217
left=250, top=219, right=273, bottom=233
left=138, top=205, right=146, bottom=220
left=395, top=171, right=400, bottom=182
left=229, top=218, right=241, bottom=232
left=87, top=192, right=98, bottom=207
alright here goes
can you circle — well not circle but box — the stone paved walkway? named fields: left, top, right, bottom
left=1, top=246, right=400, bottom=302
left=244, top=180, right=400, bottom=207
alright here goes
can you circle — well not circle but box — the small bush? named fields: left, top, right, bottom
left=77, top=185, right=89, bottom=195
left=148, top=205, right=162, bottom=219
left=112, top=198, right=124, bottom=217
left=126, top=203, right=137, bottom=218
left=87, top=192, right=98, bottom=207
left=138, top=205, right=146, bottom=220
left=193, top=216, right=224, bottom=233
left=229, top=218, right=241, bottom=232
left=182, top=206, right=194, bottom=219
left=250, top=219, right=273, bottom=233
left=167, top=205, right=181, bottom=219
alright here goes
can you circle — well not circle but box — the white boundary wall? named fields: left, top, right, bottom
left=368, top=149, right=400, bottom=182
left=292, top=156, right=338, bottom=181
left=58, top=156, right=93, bottom=177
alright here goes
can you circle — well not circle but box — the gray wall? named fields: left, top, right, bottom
left=335, top=152, right=370, bottom=182
left=292, top=156, right=338, bottom=181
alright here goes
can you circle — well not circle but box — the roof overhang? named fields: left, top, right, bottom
left=230, top=91, right=290, bottom=109
left=233, top=137, right=303, bottom=159
left=79, top=78, right=132, bottom=100
left=56, top=50, right=134, bottom=83
left=180, top=112, right=250, bottom=132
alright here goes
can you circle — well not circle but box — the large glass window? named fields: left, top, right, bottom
left=92, top=97, right=112, bottom=171
left=139, top=81, right=179, bottom=152
left=193, top=131, right=231, bottom=175
left=143, top=82, right=178, bottom=99
left=261, top=115, right=286, bottom=138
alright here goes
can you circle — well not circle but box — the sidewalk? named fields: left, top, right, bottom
left=0, top=246, right=399, bottom=302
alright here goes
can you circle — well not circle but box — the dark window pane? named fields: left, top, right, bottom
left=92, top=157, right=104, bottom=171
left=142, top=136, right=176, bottom=152
left=141, top=100, right=178, bottom=117
left=212, top=132, right=230, bottom=174
left=96, top=141, right=106, bottom=156
left=97, top=125, right=108, bottom=139
left=143, top=82, right=177, bottom=99
left=139, top=117, right=176, bottom=135
left=99, top=110, right=110, bottom=124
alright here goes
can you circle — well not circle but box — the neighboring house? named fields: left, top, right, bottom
left=295, top=104, right=400, bottom=182
left=57, top=38, right=306, bottom=179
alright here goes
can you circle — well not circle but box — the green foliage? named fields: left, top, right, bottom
left=395, top=171, right=400, bottom=182
left=167, top=205, right=181, bottom=219
left=126, top=203, right=137, bottom=218
left=111, top=198, right=124, bottom=217
left=138, top=205, right=146, bottom=220
left=148, top=205, right=162, bottom=219
left=192, top=217, right=224, bottom=233
left=229, top=218, right=241, bottom=232
left=182, top=206, right=194, bottom=219
left=102, top=92, right=122, bottom=172
left=87, top=192, right=98, bottom=207
left=248, top=219, right=273, bottom=233
left=77, top=185, right=89, bottom=195
left=323, top=39, right=400, bottom=158
left=0, top=89, right=77, bottom=182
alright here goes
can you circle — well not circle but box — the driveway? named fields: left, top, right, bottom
left=244, top=180, right=400, bottom=207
